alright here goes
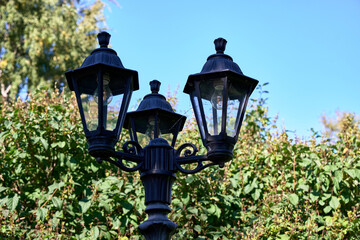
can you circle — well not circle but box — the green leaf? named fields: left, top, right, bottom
left=244, top=184, right=254, bottom=194
left=40, top=138, right=48, bottom=150
left=215, top=204, right=221, bottom=218
left=90, top=162, right=99, bottom=172
left=0, top=186, right=8, bottom=193
left=251, top=188, right=261, bottom=201
left=345, top=169, right=356, bottom=178
left=48, top=181, right=65, bottom=193
left=79, top=199, right=91, bottom=214
left=299, top=158, right=312, bottom=167
left=324, top=206, right=332, bottom=214
left=15, top=163, right=23, bottom=174
left=52, top=197, right=63, bottom=210
left=229, top=177, right=239, bottom=188
left=52, top=216, right=59, bottom=229
left=92, top=226, right=100, bottom=239
left=36, top=207, right=48, bottom=221
left=355, top=169, right=360, bottom=180
left=188, top=207, right=198, bottom=215
left=51, top=141, right=66, bottom=148
left=58, top=141, right=66, bottom=148
left=181, top=192, right=190, bottom=205
left=324, top=216, right=333, bottom=226
left=199, top=214, right=207, bottom=221
left=54, top=210, right=64, bottom=219
left=321, top=193, right=331, bottom=201
left=0, top=196, right=8, bottom=206
left=329, top=196, right=340, bottom=210
left=7, top=194, right=19, bottom=211
left=194, top=225, right=201, bottom=233
left=99, top=201, right=111, bottom=212
left=121, top=201, right=133, bottom=214
left=186, top=175, right=194, bottom=184
left=277, top=234, right=290, bottom=240
left=207, top=204, right=216, bottom=214
left=334, top=170, right=343, bottom=183
left=310, top=191, right=320, bottom=202
left=288, top=193, right=299, bottom=206
left=112, top=218, right=121, bottom=229
left=298, top=184, right=309, bottom=192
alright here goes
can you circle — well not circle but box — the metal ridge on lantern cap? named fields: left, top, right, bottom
left=135, top=80, right=175, bottom=113
left=80, top=31, right=124, bottom=69
left=199, top=37, right=243, bottom=75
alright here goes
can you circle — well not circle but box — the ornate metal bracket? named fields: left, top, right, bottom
left=103, top=141, right=144, bottom=172
left=175, top=143, right=216, bottom=174
left=97, top=140, right=218, bottom=240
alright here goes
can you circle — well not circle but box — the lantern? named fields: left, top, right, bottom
left=65, top=32, right=138, bottom=157
left=124, top=80, right=186, bottom=148
left=184, top=38, right=258, bottom=164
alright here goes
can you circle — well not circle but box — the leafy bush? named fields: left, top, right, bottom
left=0, top=86, right=359, bottom=239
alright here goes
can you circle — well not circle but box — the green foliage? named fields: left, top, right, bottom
left=0, top=84, right=359, bottom=239
left=0, top=88, right=144, bottom=239
left=0, top=0, right=105, bottom=100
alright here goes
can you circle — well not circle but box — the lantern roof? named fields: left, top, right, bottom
left=124, top=80, right=186, bottom=133
left=200, top=38, right=243, bottom=75
left=81, top=31, right=124, bottom=68
left=65, top=31, right=139, bottom=91
left=135, top=80, right=174, bottom=113
left=184, top=38, right=258, bottom=95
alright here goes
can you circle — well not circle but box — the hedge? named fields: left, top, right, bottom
left=0, top=86, right=359, bottom=239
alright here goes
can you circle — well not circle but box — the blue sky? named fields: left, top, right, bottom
left=103, top=0, right=360, bottom=138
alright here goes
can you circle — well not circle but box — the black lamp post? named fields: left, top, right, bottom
left=65, top=32, right=258, bottom=240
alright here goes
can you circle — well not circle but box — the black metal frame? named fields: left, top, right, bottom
left=96, top=137, right=217, bottom=239
left=65, top=32, right=259, bottom=240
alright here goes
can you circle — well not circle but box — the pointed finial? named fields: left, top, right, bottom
left=214, top=38, right=227, bottom=54
left=150, top=80, right=161, bottom=94
left=97, top=32, right=111, bottom=48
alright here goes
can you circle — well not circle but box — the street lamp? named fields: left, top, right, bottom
left=65, top=32, right=139, bottom=158
left=65, top=32, right=258, bottom=240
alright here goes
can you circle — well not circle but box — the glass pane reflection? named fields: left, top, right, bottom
left=81, top=94, right=98, bottom=131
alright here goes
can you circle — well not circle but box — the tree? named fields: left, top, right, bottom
left=322, top=111, right=360, bottom=139
left=0, top=0, right=105, bottom=101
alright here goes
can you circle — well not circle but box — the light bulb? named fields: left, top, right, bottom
left=94, top=72, right=113, bottom=105
left=211, top=84, right=224, bottom=110
left=145, top=116, right=160, bottom=139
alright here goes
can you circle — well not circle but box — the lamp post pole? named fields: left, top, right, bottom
left=65, top=32, right=258, bottom=239
left=137, top=138, right=177, bottom=239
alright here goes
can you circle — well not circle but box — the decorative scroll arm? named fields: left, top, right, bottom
left=175, top=143, right=216, bottom=174
left=102, top=141, right=144, bottom=172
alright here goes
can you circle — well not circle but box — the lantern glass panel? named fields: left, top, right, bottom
left=76, top=72, right=98, bottom=131
left=81, top=94, right=98, bottom=131
left=226, top=84, right=247, bottom=137
left=106, top=93, right=124, bottom=130
left=79, top=71, right=127, bottom=132
left=127, top=111, right=183, bottom=148
left=136, top=132, right=152, bottom=148
left=146, top=115, right=158, bottom=138
left=128, top=114, right=159, bottom=148
left=103, top=71, right=127, bottom=131
left=158, top=114, right=183, bottom=146
left=199, top=78, right=226, bottom=136
left=190, top=93, right=206, bottom=139
left=134, top=131, right=174, bottom=148
left=227, top=81, right=249, bottom=137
